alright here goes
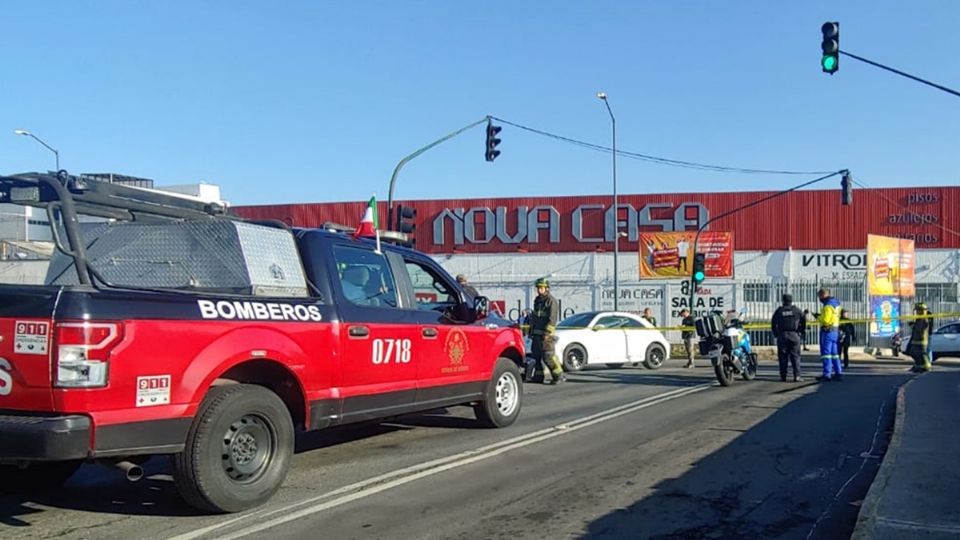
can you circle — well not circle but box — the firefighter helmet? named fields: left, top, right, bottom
left=915, top=302, right=928, bottom=313
left=535, top=278, right=550, bottom=289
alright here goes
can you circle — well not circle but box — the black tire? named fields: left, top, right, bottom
left=642, top=344, right=667, bottom=370
left=0, top=460, right=82, bottom=494
left=741, top=353, right=758, bottom=381
left=714, top=355, right=734, bottom=387
left=605, top=363, right=625, bottom=369
left=474, top=358, right=523, bottom=428
left=563, top=344, right=588, bottom=372
left=173, top=384, right=294, bottom=513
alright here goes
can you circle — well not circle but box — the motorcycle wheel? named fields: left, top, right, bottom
left=714, top=355, right=734, bottom=387
left=741, top=353, right=758, bottom=381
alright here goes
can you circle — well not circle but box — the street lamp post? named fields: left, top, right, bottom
left=597, top=92, right=619, bottom=311
left=14, top=129, right=59, bottom=171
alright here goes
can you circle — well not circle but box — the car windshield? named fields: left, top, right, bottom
left=557, top=312, right=595, bottom=328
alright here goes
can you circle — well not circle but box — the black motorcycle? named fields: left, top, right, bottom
left=696, top=310, right=758, bottom=387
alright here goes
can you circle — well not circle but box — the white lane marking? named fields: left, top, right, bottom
left=170, top=383, right=711, bottom=540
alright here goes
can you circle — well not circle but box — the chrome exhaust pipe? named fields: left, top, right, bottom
left=114, top=460, right=144, bottom=482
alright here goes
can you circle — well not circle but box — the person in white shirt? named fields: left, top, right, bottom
left=677, top=239, right=690, bottom=271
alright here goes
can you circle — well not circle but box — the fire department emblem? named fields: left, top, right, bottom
left=444, top=329, right=469, bottom=365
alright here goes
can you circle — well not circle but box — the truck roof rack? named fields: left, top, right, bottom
left=0, top=171, right=234, bottom=286
left=0, top=171, right=228, bottom=221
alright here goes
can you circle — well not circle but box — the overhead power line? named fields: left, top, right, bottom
left=490, top=116, right=835, bottom=176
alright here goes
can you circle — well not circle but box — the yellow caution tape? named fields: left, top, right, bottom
left=521, top=311, right=960, bottom=333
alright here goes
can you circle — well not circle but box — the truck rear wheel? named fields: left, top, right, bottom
left=173, top=384, right=294, bottom=513
left=474, top=358, right=522, bottom=428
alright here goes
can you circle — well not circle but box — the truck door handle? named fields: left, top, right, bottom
left=348, top=326, right=370, bottom=338
left=422, top=327, right=438, bottom=338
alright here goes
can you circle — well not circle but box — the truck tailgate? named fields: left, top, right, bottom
left=0, top=285, right=60, bottom=411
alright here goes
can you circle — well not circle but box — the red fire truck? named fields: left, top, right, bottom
left=0, top=172, right=525, bottom=512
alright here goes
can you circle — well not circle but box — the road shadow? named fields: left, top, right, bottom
left=581, top=371, right=910, bottom=540
left=0, top=418, right=438, bottom=523
left=0, top=457, right=200, bottom=524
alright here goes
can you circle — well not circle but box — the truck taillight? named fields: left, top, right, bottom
left=54, top=322, right=124, bottom=388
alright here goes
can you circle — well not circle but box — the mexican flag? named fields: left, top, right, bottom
left=354, top=195, right=378, bottom=238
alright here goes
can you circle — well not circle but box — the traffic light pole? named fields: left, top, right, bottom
left=387, top=117, right=489, bottom=229
left=686, top=170, right=846, bottom=312
left=839, top=50, right=960, bottom=99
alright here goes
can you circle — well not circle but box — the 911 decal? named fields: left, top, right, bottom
left=197, top=299, right=322, bottom=322
left=14, top=321, right=49, bottom=355
left=372, top=339, right=412, bottom=364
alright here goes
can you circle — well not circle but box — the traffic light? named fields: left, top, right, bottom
left=485, top=120, right=502, bottom=162
left=395, top=204, right=417, bottom=235
left=692, top=253, right=706, bottom=286
left=841, top=171, right=853, bottom=206
left=821, top=22, right=839, bottom=74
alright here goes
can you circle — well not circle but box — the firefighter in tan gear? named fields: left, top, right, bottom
left=527, top=278, right=566, bottom=385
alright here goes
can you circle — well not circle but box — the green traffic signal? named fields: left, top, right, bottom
left=692, top=253, right=707, bottom=285
left=821, top=21, right=839, bottom=74
left=821, top=54, right=837, bottom=72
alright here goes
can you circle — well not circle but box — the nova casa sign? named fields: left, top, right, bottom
left=432, top=203, right=708, bottom=245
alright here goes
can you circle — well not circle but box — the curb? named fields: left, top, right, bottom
left=850, top=378, right=912, bottom=540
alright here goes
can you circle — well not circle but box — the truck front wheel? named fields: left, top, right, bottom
left=173, top=384, right=294, bottom=513
left=474, top=358, right=523, bottom=428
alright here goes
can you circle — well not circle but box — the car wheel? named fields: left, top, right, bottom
left=643, top=343, right=667, bottom=370
left=475, top=358, right=523, bottom=428
left=0, top=460, right=82, bottom=494
left=173, top=384, right=294, bottom=513
left=563, top=344, right=588, bottom=372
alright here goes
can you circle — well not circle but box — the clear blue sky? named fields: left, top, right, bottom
left=2, top=1, right=958, bottom=206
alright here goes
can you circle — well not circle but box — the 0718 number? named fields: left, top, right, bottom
left=372, top=338, right=412, bottom=365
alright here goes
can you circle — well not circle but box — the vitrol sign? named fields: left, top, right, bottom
left=432, top=202, right=708, bottom=248
left=793, top=251, right=867, bottom=281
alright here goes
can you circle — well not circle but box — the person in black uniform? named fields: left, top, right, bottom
left=800, top=309, right=810, bottom=351
left=456, top=274, right=479, bottom=301
left=839, top=309, right=856, bottom=369
left=771, top=293, right=804, bottom=382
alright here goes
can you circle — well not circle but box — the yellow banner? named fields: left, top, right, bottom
left=867, top=234, right=915, bottom=296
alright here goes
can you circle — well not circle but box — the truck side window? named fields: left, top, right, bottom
left=404, top=260, right=458, bottom=312
left=332, top=245, right=399, bottom=308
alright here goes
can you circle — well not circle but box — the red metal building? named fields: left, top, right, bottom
left=232, top=186, right=957, bottom=254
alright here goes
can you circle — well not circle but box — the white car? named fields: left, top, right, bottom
left=552, top=311, right=671, bottom=371
left=900, top=321, right=960, bottom=362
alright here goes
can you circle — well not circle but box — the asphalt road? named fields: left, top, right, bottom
left=0, top=356, right=915, bottom=540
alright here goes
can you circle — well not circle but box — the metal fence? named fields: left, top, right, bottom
left=740, top=278, right=960, bottom=349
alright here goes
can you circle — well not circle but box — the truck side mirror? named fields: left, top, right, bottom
left=473, top=296, right=489, bottom=320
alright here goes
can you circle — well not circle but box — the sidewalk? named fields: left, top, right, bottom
left=852, top=369, right=960, bottom=539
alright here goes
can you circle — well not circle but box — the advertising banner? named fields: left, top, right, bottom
left=639, top=231, right=733, bottom=279
left=666, top=281, right=735, bottom=323
left=867, top=235, right=915, bottom=296
left=869, top=295, right=902, bottom=338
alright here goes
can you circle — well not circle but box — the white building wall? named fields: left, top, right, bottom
left=434, top=249, right=960, bottom=330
